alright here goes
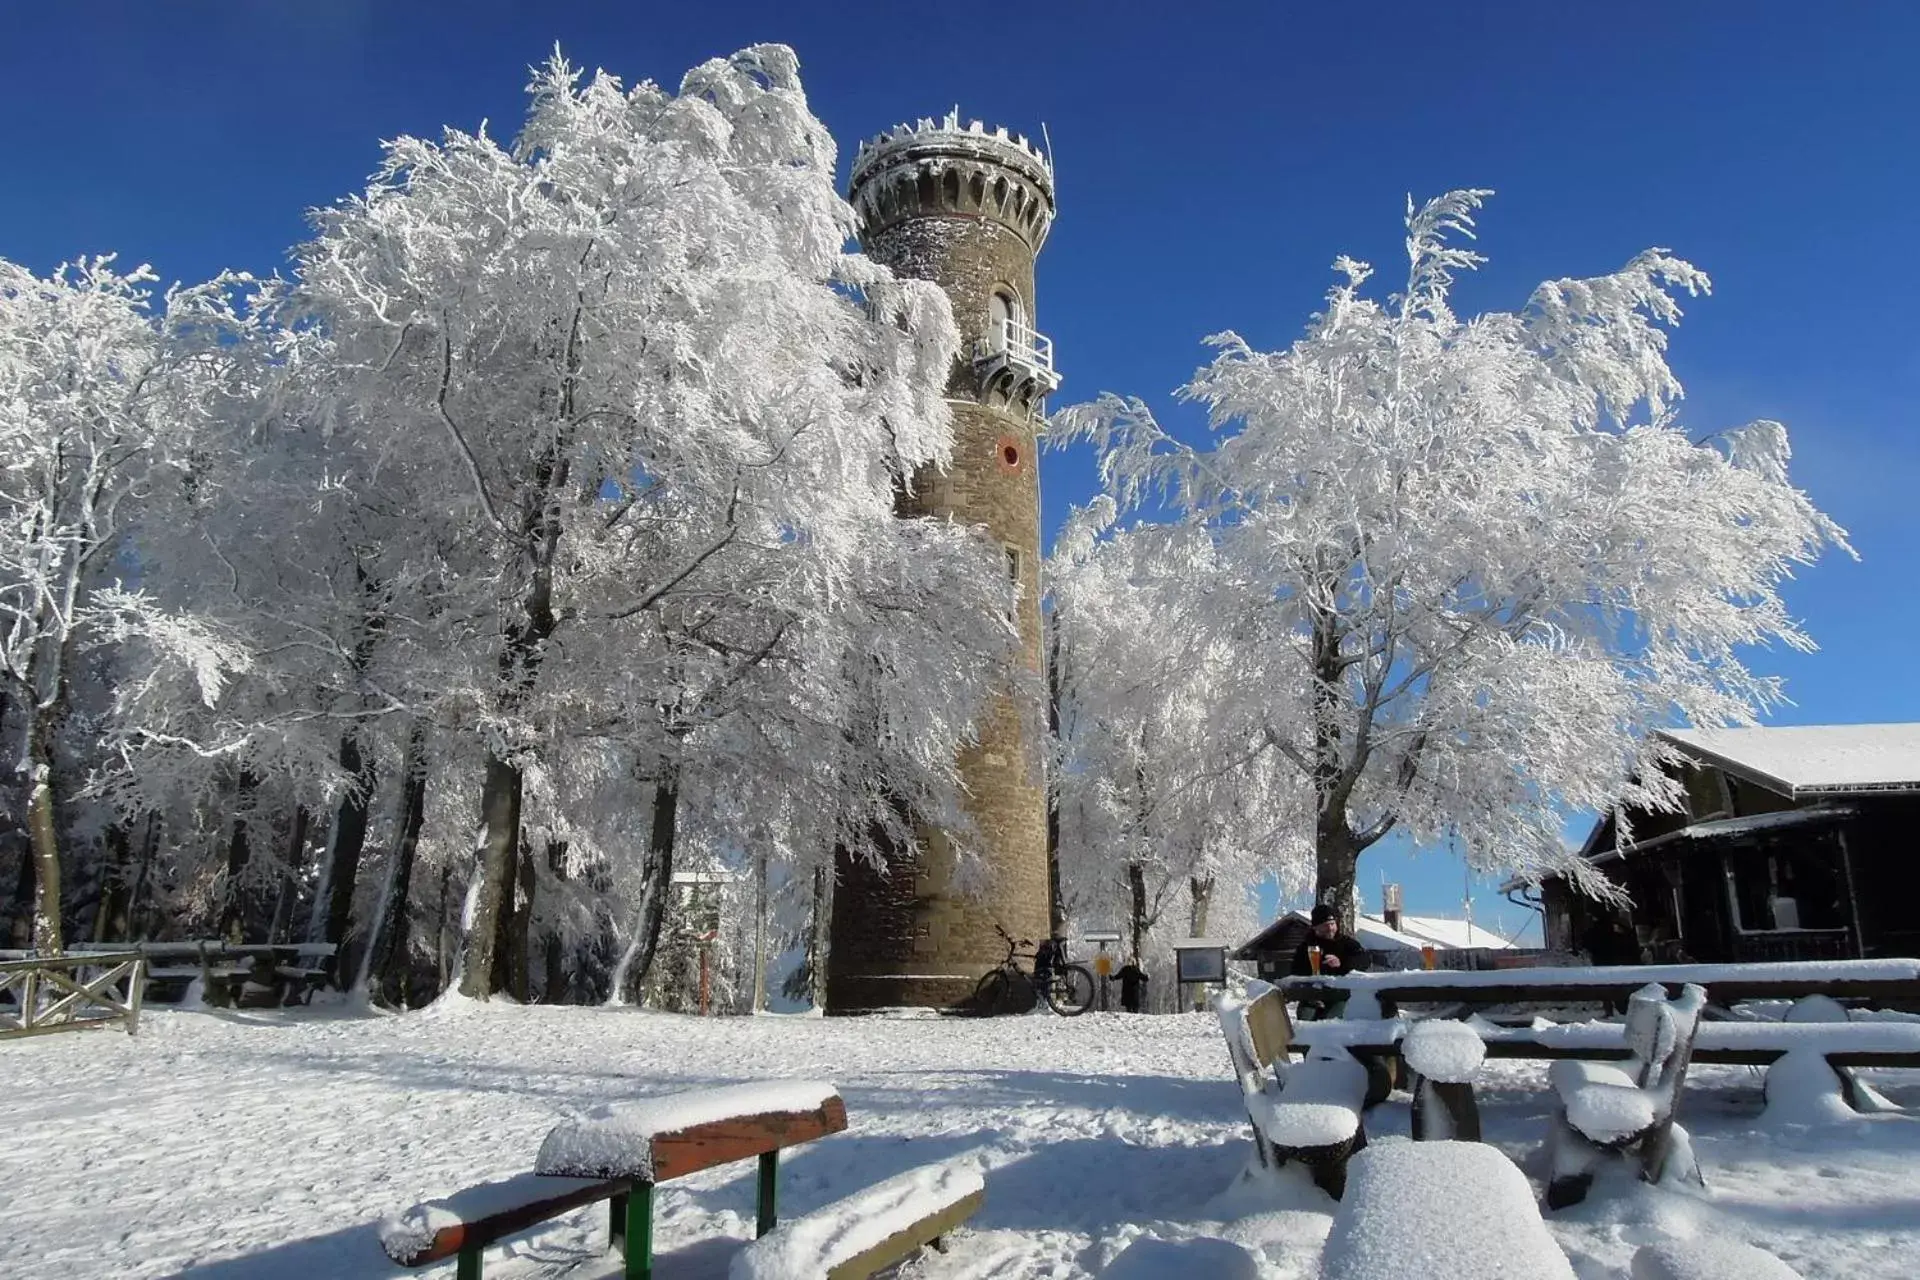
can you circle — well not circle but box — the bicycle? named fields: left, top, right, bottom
left=970, top=924, right=1097, bottom=1016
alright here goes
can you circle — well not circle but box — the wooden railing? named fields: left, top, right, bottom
left=0, top=951, right=145, bottom=1040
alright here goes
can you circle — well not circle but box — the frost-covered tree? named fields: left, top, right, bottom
left=1055, top=191, right=1849, bottom=924
left=1049, top=520, right=1279, bottom=962
left=283, top=44, right=1005, bottom=998
left=0, top=257, right=252, bottom=951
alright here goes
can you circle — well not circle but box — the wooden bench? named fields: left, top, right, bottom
left=138, top=942, right=338, bottom=1007
left=1544, top=983, right=1705, bottom=1208
left=380, top=1081, right=847, bottom=1279
left=1217, top=983, right=1370, bottom=1197
left=1320, top=1140, right=1576, bottom=1280
left=729, top=1160, right=983, bottom=1280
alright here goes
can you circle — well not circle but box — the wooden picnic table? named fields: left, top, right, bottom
left=1287, top=1013, right=1920, bottom=1068
left=1279, top=957, right=1920, bottom=1011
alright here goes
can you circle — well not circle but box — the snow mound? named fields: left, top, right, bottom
left=1401, top=1018, right=1485, bottom=1083
left=1782, top=993, right=1849, bottom=1025
left=1630, top=1236, right=1804, bottom=1280
left=729, top=1160, right=982, bottom=1280
left=1103, top=1234, right=1261, bottom=1279
left=537, top=1080, right=839, bottom=1177
left=1253, top=1052, right=1368, bottom=1148
left=1566, top=1083, right=1657, bottom=1143
left=376, top=1203, right=459, bottom=1262
left=1320, top=1139, right=1576, bottom=1280
left=1761, top=1049, right=1857, bottom=1127
left=1257, top=1099, right=1361, bottom=1148
left=1548, top=1058, right=1636, bottom=1095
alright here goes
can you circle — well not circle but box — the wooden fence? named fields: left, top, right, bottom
left=0, top=951, right=145, bottom=1040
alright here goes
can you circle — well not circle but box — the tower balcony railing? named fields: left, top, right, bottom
left=974, top=319, right=1061, bottom=397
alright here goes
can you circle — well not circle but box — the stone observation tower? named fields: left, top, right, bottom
left=826, top=113, right=1059, bottom=1012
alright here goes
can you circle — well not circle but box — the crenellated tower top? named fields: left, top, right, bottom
left=849, top=109, right=1056, bottom=253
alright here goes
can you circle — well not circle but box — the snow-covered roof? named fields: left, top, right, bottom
left=1241, top=910, right=1515, bottom=955
left=1660, top=723, right=1920, bottom=797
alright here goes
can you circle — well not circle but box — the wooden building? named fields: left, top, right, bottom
left=1536, top=725, right=1920, bottom=965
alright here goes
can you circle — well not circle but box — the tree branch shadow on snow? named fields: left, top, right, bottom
left=167, top=1209, right=743, bottom=1280
left=845, top=1067, right=1248, bottom=1126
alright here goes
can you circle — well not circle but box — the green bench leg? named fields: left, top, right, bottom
left=625, top=1182, right=655, bottom=1280
left=610, top=1189, right=628, bottom=1254
left=457, top=1243, right=482, bottom=1280
left=757, top=1150, right=778, bottom=1237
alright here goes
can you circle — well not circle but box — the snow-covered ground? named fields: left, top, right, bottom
left=1, top=1001, right=1915, bottom=1278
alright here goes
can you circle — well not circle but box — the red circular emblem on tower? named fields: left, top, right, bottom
left=996, top=436, right=1023, bottom=472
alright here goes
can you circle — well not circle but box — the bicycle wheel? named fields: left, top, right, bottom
left=1046, top=964, right=1097, bottom=1016
left=971, top=967, right=1036, bottom=1017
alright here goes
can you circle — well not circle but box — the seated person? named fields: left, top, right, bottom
left=1291, top=904, right=1371, bottom=1019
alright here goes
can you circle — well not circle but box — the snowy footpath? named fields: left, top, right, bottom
left=1, top=1001, right=1915, bottom=1278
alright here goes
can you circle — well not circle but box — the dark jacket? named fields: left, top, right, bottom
left=1291, top=930, right=1371, bottom=976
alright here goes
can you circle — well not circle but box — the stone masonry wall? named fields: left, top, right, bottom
left=826, top=201, right=1052, bottom=1012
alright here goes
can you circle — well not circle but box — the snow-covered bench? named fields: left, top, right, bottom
left=728, top=1160, right=983, bottom=1280
left=1544, top=983, right=1704, bottom=1209
left=1320, top=1139, right=1575, bottom=1280
left=1217, top=983, right=1371, bottom=1197
left=379, top=1080, right=847, bottom=1279
left=137, top=941, right=337, bottom=1007
left=1630, top=1237, right=1805, bottom=1280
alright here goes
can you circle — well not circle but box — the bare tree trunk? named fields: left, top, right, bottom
left=7, top=844, right=34, bottom=949
left=1046, top=618, right=1068, bottom=938
left=809, top=864, right=830, bottom=1010
left=610, top=775, right=678, bottom=1005
left=312, top=736, right=375, bottom=984
left=91, top=823, right=133, bottom=943
left=1309, top=601, right=1363, bottom=929
left=1189, top=874, right=1215, bottom=938
left=1128, top=860, right=1148, bottom=964
left=359, top=722, right=428, bottom=1002
left=540, top=838, right=568, bottom=1003
left=269, top=808, right=311, bottom=943
left=751, top=845, right=768, bottom=1014
left=126, top=812, right=161, bottom=941
left=221, top=771, right=260, bottom=944
left=498, top=833, right=534, bottom=1002
left=1314, top=822, right=1360, bottom=931
left=24, top=704, right=65, bottom=953
left=435, top=859, right=457, bottom=995
left=460, top=752, right=522, bottom=998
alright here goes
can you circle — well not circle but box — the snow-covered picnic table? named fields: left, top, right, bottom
left=1279, top=957, right=1920, bottom=1015
left=1288, top=1012, right=1920, bottom=1067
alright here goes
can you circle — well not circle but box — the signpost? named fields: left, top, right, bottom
left=1173, top=938, right=1230, bottom=1011
left=1082, top=930, right=1121, bottom=1012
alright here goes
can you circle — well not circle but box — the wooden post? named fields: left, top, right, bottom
left=456, top=1243, right=482, bottom=1280
left=757, top=1151, right=779, bottom=1236
left=625, top=1182, right=654, bottom=1280
left=609, top=1189, right=628, bottom=1253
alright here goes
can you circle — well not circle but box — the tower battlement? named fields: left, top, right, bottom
left=849, top=110, right=1056, bottom=252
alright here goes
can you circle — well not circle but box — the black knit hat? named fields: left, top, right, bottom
left=1310, top=903, right=1339, bottom=925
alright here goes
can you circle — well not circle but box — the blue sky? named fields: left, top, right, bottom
left=6, top=3, right=1915, bottom=941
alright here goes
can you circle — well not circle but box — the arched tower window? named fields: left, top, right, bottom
left=988, top=289, right=1024, bottom=352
